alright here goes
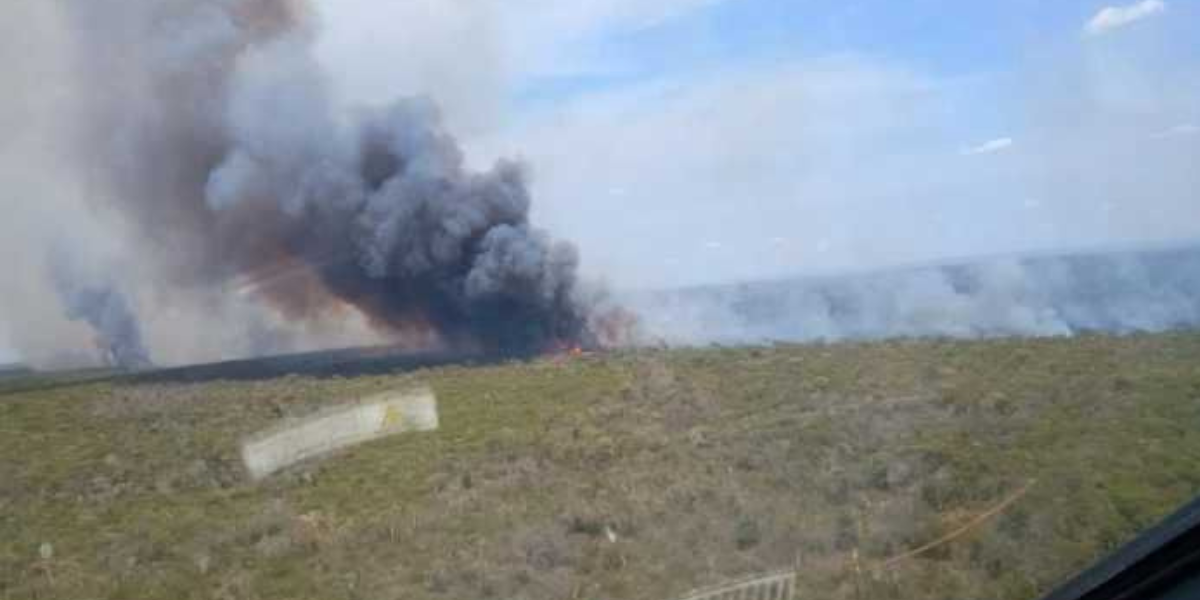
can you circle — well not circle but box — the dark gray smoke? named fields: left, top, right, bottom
left=49, top=253, right=153, bottom=370
left=54, top=0, right=604, bottom=358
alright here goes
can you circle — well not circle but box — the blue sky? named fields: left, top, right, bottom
left=515, top=0, right=1037, bottom=93
left=509, top=1, right=1196, bottom=101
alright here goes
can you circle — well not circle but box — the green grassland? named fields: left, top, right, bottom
left=3, top=333, right=1200, bottom=600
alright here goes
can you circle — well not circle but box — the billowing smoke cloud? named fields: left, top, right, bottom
left=49, top=252, right=153, bottom=370
left=630, top=245, right=1200, bottom=345
left=48, top=0, right=601, bottom=359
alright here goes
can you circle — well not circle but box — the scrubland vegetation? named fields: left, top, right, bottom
left=3, top=333, right=1200, bottom=600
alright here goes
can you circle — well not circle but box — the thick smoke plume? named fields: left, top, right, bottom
left=54, top=0, right=601, bottom=359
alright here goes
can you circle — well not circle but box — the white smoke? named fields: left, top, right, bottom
left=629, top=247, right=1200, bottom=345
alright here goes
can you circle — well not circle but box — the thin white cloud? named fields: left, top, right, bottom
left=1084, top=0, right=1166, bottom=37
left=311, top=0, right=733, bottom=129
left=568, top=0, right=724, bottom=33
left=504, top=0, right=733, bottom=79
left=961, top=137, right=1014, bottom=156
left=1152, top=123, right=1200, bottom=138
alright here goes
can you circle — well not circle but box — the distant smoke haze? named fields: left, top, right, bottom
left=629, top=245, right=1200, bottom=346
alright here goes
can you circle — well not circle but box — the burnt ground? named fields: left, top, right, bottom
left=0, top=347, right=508, bottom=397
left=130, top=345, right=504, bottom=384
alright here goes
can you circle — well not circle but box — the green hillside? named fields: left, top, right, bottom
left=3, top=333, right=1200, bottom=600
